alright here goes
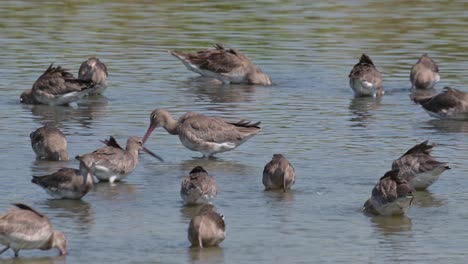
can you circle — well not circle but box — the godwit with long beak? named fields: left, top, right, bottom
left=30, top=123, right=68, bottom=161
left=142, top=109, right=261, bottom=157
left=170, top=43, right=272, bottom=86
left=0, top=204, right=67, bottom=257
left=410, top=53, right=440, bottom=89
left=76, top=136, right=162, bottom=183
left=20, top=63, right=94, bottom=105
left=363, top=170, right=414, bottom=216
left=188, top=204, right=226, bottom=248
left=78, top=57, right=108, bottom=95
left=262, top=154, right=295, bottom=191
left=392, top=141, right=450, bottom=190
left=31, top=156, right=94, bottom=199
left=181, top=166, right=217, bottom=205
left=349, top=54, right=384, bottom=97
left=412, top=87, right=468, bottom=120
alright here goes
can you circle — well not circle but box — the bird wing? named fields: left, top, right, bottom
left=32, top=168, right=78, bottom=189
left=182, top=44, right=248, bottom=74
left=0, top=205, right=52, bottom=243
left=33, top=64, right=93, bottom=95
left=80, top=146, right=129, bottom=174
left=181, top=115, right=248, bottom=144
left=393, top=154, right=448, bottom=175
left=419, top=87, right=468, bottom=113
left=398, top=141, right=433, bottom=158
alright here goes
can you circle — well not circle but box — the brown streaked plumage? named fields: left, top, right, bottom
left=20, top=64, right=94, bottom=105
left=412, top=87, right=468, bottom=120
left=170, top=44, right=272, bottom=86
left=262, top=154, right=295, bottom=191
left=31, top=156, right=94, bottom=199
left=78, top=57, right=108, bottom=95
left=392, top=141, right=450, bottom=190
left=30, top=123, right=68, bottom=161
left=76, top=136, right=162, bottom=183
left=0, top=204, right=67, bottom=257
left=363, top=170, right=414, bottom=216
left=349, top=54, right=384, bottom=97
left=142, top=109, right=261, bottom=157
left=410, top=54, right=440, bottom=89
left=181, top=166, right=217, bottom=205
left=187, top=204, right=226, bottom=248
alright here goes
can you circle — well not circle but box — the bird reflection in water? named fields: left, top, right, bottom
left=369, top=215, right=413, bottom=236
left=187, top=246, right=224, bottom=264
left=92, top=181, right=137, bottom=202
left=184, top=76, right=257, bottom=104
left=262, top=188, right=295, bottom=203
left=411, top=191, right=446, bottom=208
left=179, top=158, right=254, bottom=176
left=39, top=199, right=94, bottom=232
left=180, top=204, right=204, bottom=222
left=30, top=159, right=72, bottom=176
left=410, top=86, right=437, bottom=99
left=24, top=95, right=108, bottom=130
left=424, top=119, right=468, bottom=134
left=0, top=255, right=66, bottom=264
left=348, top=96, right=382, bottom=127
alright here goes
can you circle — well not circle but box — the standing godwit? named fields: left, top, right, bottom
left=142, top=109, right=261, bottom=157
left=363, top=170, right=414, bottom=216
left=31, top=156, right=94, bottom=199
left=349, top=54, right=384, bottom=97
left=20, top=64, right=94, bottom=105
left=187, top=204, right=226, bottom=248
left=30, top=123, right=68, bottom=161
left=78, top=57, right=108, bottom=95
left=76, top=136, right=162, bottom=183
left=181, top=166, right=217, bottom=205
left=262, top=154, right=295, bottom=191
left=410, top=54, right=440, bottom=89
left=170, top=44, right=272, bottom=85
left=412, top=87, right=468, bottom=120
left=0, top=204, right=67, bottom=257
left=392, top=141, right=450, bottom=190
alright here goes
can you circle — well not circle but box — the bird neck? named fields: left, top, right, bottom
left=163, top=117, right=179, bottom=135
left=40, top=234, right=54, bottom=250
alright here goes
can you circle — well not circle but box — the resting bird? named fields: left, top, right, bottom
left=181, top=166, right=217, bottom=205
left=142, top=109, right=261, bottom=157
left=30, top=123, right=68, bottom=161
left=392, top=141, right=450, bottom=190
left=31, top=156, right=94, bottom=199
left=170, top=43, right=272, bottom=85
left=78, top=57, right=108, bottom=95
left=0, top=203, right=67, bottom=257
left=349, top=54, right=384, bottom=97
left=410, top=53, right=440, bottom=89
left=262, top=154, right=295, bottom=191
left=412, top=87, right=468, bottom=120
left=187, top=204, right=226, bottom=248
left=363, top=170, right=414, bottom=216
left=20, top=64, right=93, bottom=105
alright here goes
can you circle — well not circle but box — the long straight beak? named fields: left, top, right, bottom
left=142, top=125, right=155, bottom=145
left=141, top=146, right=164, bottom=162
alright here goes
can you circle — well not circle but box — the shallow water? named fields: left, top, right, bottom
left=1, top=1, right=468, bottom=263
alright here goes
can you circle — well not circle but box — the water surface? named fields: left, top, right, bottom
left=1, top=1, right=468, bottom=263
